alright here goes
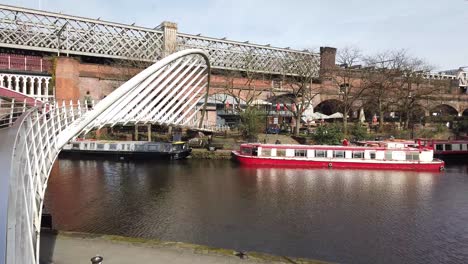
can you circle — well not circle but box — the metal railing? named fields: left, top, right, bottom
left=0, top=54, right=52, bottom=73
left=0, top=49, right=211, bottom=264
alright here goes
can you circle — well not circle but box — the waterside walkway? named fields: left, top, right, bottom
left=40, top=230, right=330, bottom=264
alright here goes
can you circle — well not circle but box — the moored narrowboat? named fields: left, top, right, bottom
left=417, top=138, right=468, bottom=156
left=61, top=140, right=192, bottom=160
left=232, top=143, right=445, bottom=171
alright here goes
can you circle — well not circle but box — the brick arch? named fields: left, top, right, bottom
left=315, top=99, right=344, bottom=115
left=429, top=104, right=459, bottom=116
left=462, top=108, right=468, bottom=117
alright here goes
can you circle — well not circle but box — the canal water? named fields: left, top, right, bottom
left=45, top=158, right=468, bottom=264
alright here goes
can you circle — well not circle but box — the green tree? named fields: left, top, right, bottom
left=349, top=122, right=369, bottom=141
left=239, top=107, right=264, bottom=142
left=312, top=124, right=343, bottom=145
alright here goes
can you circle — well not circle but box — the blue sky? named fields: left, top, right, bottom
left=3, top=0, right=467, bottom=70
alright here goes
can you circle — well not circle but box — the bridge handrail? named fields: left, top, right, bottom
left=0, top=49, right=211, bottom=264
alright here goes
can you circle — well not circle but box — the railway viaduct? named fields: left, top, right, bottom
left=0, top=4, right=467, bottom=127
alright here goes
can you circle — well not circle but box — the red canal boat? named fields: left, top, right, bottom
left=418, top=138, right=468, bottom=156
left=232, top=143, right=445, bottom=171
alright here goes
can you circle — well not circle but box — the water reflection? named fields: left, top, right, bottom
left=45, top=159, right=468, bottom=264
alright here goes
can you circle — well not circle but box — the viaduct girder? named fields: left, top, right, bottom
left=0, top=4, right=319, bottom=77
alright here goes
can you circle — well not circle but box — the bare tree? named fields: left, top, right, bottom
left=221, top=52, right=266, bottom=112
left=391, top=55, right=445, bottom=130
left=362, top=50, right=409, bottom=130
left=278, top=49, right=321, bottom=136
left=325, top=46, right=368, bottom=135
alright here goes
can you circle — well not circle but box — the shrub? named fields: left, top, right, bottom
left=239, top=107, right=264, bottom=142
left=349, top=123, right=369, bottom=141
left=312, top=124, right=343, bottom=145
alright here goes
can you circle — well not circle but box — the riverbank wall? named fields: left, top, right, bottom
left=40, top=230, right=330, bottom=264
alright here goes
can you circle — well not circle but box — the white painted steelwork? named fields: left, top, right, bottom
left=0, top=73, right=52, bottom=101
left=457, top=70, right=467, bottom=88
left=423, top=68, right=468, bottom=88
left=0, top=49, right=210, bottom=264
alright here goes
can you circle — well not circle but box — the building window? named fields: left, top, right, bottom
left=272, top=80, right=282, bottom=89
left=339, top=84, right=349, bottom=94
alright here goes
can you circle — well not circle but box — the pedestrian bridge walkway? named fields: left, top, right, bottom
left=0, top=49, right=211, bottom=264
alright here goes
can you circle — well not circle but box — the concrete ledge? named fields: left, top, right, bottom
left=41, top=230, right=331, bottom=264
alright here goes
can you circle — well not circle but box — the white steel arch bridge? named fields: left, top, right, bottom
left=0, top=49, right=211, bottom=264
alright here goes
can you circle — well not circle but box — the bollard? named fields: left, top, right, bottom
left=91, top=256, right=103, bottom=264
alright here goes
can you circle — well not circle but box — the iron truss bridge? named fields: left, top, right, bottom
left=0, top=49, right=211, bottom=264
left=0, top=4, right=319, bottom=76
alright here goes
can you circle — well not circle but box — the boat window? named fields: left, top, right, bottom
left=97, top=144, right=104, bottom=150
left=445, top=144, right=452, bottom=151
left=121, top=144, right=125, bottom=150
left=72, top=143, right=80, bottom=149
left=148, top=145, right=160, bottom=151
left=369, top=151, right=376, bottom=159
left=109, top=144, right=117, bottom=150
left=352, top=151, right=364, bottom=159
left=406, top=152, right=419, bottom=161
left=333, top=150, right=345, bottom=158
left=277, top=149, right=286, bottom=157
left=295, top=149, right=306, bottom=157
left=385, top=151, right=392, bottom=160
left=315, top=150, right=326, bottom=157
left=171, top=144, right=182, bottom=151
left=240, top=147, right=252, bottom=155
left=90, top=143, right=95, bottom=149
left=135, top=145, right=146, bottom=151
left=252, top=148, right=258, bottom=156
left=436, top=144, right=443, bottom=151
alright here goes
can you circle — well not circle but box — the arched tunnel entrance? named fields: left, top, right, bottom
left=430, top=104, right=459, bottom=117
left=314, top=99, right=344, bottom=116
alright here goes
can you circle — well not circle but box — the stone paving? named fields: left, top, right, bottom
left=40, top=231, right=329, bottom=264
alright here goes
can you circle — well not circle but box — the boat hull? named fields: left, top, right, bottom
left=232, top=151, right=445, bottom=171
left=60, top=149, right=192, bottom=160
